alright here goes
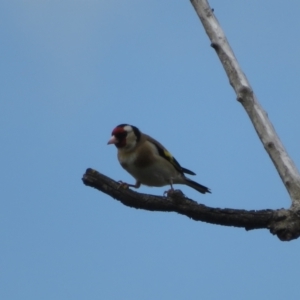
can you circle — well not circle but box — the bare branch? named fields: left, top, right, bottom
left=190, top=0, right=300, bottom=207
left=82, top=169, right=300, bottom=241
left=82, top=2, right=300, bottom=241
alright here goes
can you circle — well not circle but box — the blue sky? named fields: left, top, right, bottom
left=1, top=1, right=300, bottom=299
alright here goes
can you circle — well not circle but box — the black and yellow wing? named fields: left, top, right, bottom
left=146, top=135, right=196, bottom=176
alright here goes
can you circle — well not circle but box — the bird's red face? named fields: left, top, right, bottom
left=107, top=124, right=129, bottom=148
left=107, top=124, right=141, bottom=149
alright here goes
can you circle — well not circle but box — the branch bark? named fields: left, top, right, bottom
left=190, top=0, right=300, bottom=208
left=82, top=1, right=300, bottom=241
left=82, top=169, right=300, bottom=241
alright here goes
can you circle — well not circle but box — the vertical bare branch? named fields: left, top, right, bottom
left=190, top=0, right=300, bottom=207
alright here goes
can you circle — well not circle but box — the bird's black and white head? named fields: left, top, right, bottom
left=107, top=124, right=141, bottom=151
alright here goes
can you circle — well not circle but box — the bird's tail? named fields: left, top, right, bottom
left=185, top=178, right=211, bottom=194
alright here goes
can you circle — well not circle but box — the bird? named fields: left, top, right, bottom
left=107, top=124, right=211, bottom=194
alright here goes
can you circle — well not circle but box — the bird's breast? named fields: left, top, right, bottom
left=118, top=151, right=137, bottom=170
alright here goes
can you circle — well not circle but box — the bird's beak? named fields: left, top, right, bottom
left=107, top=135, right=118, bottom=145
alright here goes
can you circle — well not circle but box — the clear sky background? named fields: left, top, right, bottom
left=1, top=1, right=300, bottom=299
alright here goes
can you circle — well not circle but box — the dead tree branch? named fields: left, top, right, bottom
left=83, top=169, right=300, bottom=241
left=190, top=0, right=300, bottom=208
left=82, top=1, right=300, bottom=241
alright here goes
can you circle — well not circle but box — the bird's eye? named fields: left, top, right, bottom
left=115, top=131, right=127, bottom=139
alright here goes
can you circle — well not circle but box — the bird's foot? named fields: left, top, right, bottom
left=164, top=188, right=185, bottom=199
left=164, top=188, right=175, bottom=197
left=117, top=181, right=130, bottom=190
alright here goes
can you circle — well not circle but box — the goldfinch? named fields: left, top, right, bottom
left=107, top=124, right=211, bottom=194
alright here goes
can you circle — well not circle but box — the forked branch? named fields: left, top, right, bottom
left=83, top=1, right=300, bottom=241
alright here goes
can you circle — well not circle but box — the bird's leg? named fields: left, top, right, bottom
left=163, top=180, right=175, bottom=196
left=117, top=180, right=141, bottom=190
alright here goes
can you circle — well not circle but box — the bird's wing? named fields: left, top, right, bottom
left=144, top=134, right=196, bottom=176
